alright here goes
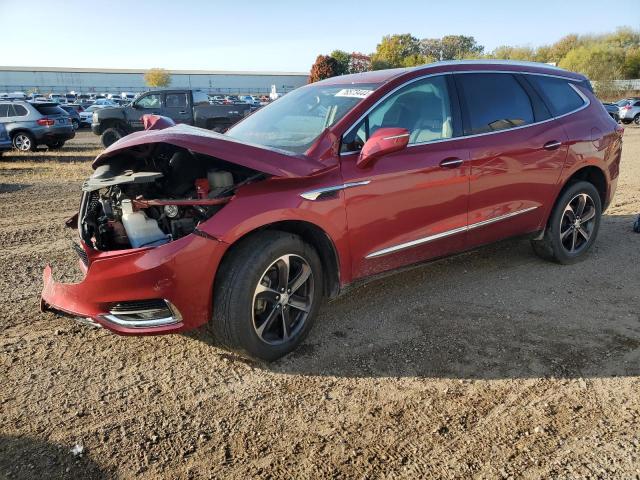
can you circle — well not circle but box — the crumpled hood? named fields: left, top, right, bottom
left=92, top=124, right=334, bottom=178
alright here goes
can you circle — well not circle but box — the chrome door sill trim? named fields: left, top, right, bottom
left=366, top=206, right=538, bottom=259
left=300, top=181, right=371, bottom=201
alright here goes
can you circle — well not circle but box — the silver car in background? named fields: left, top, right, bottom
left=618, top=98, right=640, bottom=125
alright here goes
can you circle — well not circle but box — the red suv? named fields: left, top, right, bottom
left=42, top=61, right=623, bottom=361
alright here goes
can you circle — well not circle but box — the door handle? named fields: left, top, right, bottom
left=543, top=140, right=562, bottom=151
left=178, top=110, right=187, bottom=114
left=439, top=158, right=463, bottom=168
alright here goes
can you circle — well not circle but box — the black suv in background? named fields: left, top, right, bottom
left=91, top=89, right=251, bottom=147
left=0, top=101, right=75, bottom=151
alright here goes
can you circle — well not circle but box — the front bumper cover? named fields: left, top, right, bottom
left=41, top=232, right=228, bottom=335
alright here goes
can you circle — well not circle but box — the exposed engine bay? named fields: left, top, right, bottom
left=80, top=143, right=265, bottom=251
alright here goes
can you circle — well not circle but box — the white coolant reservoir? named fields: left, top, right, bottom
left=120, top=199, right=170, bottom=248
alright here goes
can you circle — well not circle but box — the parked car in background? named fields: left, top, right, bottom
left=121, top=92, right=136, bottom=102
left=91, top=89, right=251, bottom=146
left=239, top=95, right=260, bottom=106
left=224, top=95, right=241, bottom=104
left=79, top=104, right=109, bottom=127
left=41, top=61, right=622, bottom=361
left=618, top=98, right=640, bottom=125
left=48, top=94, right=65, bottom=103
left=0, top=123, right=12, bottom=155
left=210, top=95, right=225, bottom=104
left=93, top=98, right=117, bottom=106
left=59, top=104, right=82, bottom=130
left=602, top=102, right=620, bottom=122
left=0, top=100, right=74, bottom=151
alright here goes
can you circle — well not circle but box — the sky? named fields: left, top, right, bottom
left=1, top=0, right=638, bottom=73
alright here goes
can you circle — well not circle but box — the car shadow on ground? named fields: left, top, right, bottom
left=190, top=214, right=640, bottom=380
left=0, top=182, right=31, bottom=193
left=0, top=435, right=113, bottom=480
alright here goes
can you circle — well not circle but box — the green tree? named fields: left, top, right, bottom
left=547, top=34, right=581, bottom=63
left=309, top=55, right=339, bottom=83
left=371, top=34, right=421, bottom=69
left=440, top=35, right=484, bottom=59
left=144, top=68, right=171, bottom=88
left=559, top=44, right=625, bottom=95
left=330, top=50, right=351, bottom=76
left=489, top=45, right=536, bottom=61
left=420, top=35, right=483, bottom=60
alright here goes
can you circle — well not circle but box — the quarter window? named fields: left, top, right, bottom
left=456, top=73, right=534, bottom=135
left=342, top=75, right=453, bottom=153
left=527, top=75, right=585, bottom=116
left=0, top=104, right=9, bottom=117
left=11, top=105, right=29, bottom=116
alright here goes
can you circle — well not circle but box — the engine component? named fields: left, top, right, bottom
left=83, top=169, right=163, bottom=192
left=163, top=204, right=180, bottom=219
left=195, top=178, right=210, bottom=199
left=121, top=200, right=170, bottom=248
left=170, top=218, right=196, bottom=239
left=207, top=170, right=234, bottom=197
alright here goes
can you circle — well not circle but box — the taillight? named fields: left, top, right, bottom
left=621, top=106, right=631, bottom=110
left=37, top=118, right=55, bottom=126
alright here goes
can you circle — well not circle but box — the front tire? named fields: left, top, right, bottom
left=634, top=114, right=640, bottom=126
left=531, top=181, right=602, bottom=264
left=71, top=118, right=79, bottom=130
left=210, top=231, right=323, bottom=361
left=101, top=127, right=124, bottom=147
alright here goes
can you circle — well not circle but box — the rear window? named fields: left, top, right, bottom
left=33, top=104, right=66, bottom=115
left=528, top=75, right=585, bottom=117
left=456, top=73, right=534, bottom=135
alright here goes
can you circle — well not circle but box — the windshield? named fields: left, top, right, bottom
left=226, top=83, right=379, bottom=154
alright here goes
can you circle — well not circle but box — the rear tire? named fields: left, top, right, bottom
left=634, top=114, right=640, bottom=126
left=531, top=181, right=602, bottom=264
left=101, top=127, right=124, bottom=147
left=12, top=132, right=36, bottom=152
left=210, top=231, right=323, bottom=361
left=71, top=119, right=79, bottom=130
left=46, top=140, right=65, bottom=150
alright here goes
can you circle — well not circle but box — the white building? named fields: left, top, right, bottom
left=0, top=66, right=309, bottom=96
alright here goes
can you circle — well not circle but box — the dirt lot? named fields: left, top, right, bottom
left=1, top=129, right=639, bottom=479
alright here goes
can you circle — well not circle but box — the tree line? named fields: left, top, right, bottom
left=309, top=28, right=640, bottom=94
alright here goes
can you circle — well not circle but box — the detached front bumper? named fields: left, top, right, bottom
left=41, top=232, right=228, bottom=335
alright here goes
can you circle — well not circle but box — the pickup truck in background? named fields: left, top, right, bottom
left=91, top=89, right=251, bottom=147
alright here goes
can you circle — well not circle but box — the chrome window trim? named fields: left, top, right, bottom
left=340, top=71, right=590, bottom=156
left=365, top=206, right=538, bottom=259
left=300, top=180, right=371, bottom=201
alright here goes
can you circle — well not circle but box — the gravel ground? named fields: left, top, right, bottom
left=1, top=129, right=639, bottom=479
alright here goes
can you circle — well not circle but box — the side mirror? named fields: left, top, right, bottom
left=357, top=127, right=410, bottom=169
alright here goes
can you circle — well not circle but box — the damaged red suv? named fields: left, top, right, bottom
left=42, top=61, right=622, bottom=361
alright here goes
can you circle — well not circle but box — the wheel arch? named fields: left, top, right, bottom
left=561, top=165, right=608, bottom=209
left=214, top=220, right=341, bottom=299
left=99, top=119, right=128, bottom=133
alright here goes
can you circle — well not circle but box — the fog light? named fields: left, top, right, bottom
left=100, top=299, right=182, bottom=328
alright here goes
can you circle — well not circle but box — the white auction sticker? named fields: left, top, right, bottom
left=335, top=88, right=373, bottom=98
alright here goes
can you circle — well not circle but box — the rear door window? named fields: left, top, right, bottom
left=456, top=73, right=535, bottom=135
left=0, top=104, right=9, bottom=117
left=527, top=75, right=586, bottom=116
left=165, top=93, right=188, bottom=108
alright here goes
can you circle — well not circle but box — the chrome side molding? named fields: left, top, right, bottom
left=300, top=181, right=371, bottom=201
left=366, top=206, right=539, bottom=259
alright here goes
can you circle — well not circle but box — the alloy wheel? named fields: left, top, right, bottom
left=559, top=193, right=596, bottom=254
left=252, top=254, right=314, bottom=345
left=14, top=134, right=31, bottom=151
